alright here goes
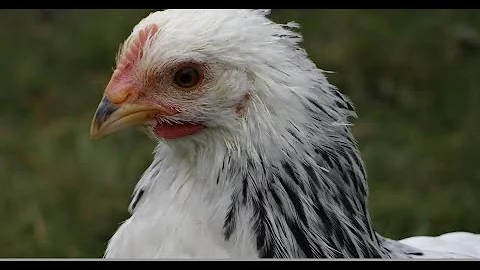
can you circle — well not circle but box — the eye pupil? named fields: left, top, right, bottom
left=179, top=72, right=192, bottom=84
left=174, top=67, right=200, bottom=89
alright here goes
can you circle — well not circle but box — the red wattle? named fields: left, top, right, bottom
left=154, top=122, right=205, bottom=139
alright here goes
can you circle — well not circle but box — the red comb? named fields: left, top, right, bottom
left=105, top=24, right=159, bottom=104
left=116, top=24, right=159, bottom=73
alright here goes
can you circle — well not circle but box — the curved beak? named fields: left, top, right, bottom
left=89, top=95, right=164, bottom=139
left=91, top=65, right=178, bottom=139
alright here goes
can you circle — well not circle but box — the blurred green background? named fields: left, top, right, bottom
left=1, top=9, right=479, bottom=258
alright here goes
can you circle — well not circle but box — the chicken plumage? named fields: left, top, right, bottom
left=90, top=9, right=480, bottom=259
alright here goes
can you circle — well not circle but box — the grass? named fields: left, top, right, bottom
left=1, top=9, right=479, bottom=257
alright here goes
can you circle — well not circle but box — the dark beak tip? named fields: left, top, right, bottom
left=89, top=96, right=118, bottom=140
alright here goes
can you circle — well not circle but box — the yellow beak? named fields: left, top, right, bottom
left=89, top=95, right=165, bottom=139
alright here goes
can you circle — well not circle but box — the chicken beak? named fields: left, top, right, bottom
left=89, top=95, right=162, bottom=139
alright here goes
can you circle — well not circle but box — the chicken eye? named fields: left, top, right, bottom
left=173, top=67, right=200, bottom=89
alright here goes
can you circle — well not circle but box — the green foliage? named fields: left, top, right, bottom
left=1, top=9, right=479, bottom=257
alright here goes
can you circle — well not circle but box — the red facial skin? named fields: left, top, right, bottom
left=104, top=24, right=206, bottom=140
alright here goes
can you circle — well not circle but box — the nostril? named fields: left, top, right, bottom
left=104, top=82, right=135, bottom=105
left=110, top=91, right=133, bottom=105
left=104, top=66, right=136, bottom=106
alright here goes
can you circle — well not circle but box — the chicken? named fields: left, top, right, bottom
left=89, top=9, right=480, bottom=259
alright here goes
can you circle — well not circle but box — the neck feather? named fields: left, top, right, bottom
left=140, top=81, right=391, bottom=258
left=222, top=94, right=388, bottom=258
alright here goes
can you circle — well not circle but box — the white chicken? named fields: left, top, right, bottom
left=90, top=9, right=480, bottom=259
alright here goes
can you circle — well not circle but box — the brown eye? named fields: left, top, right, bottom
left=173, top=67, right=201, bottom=89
